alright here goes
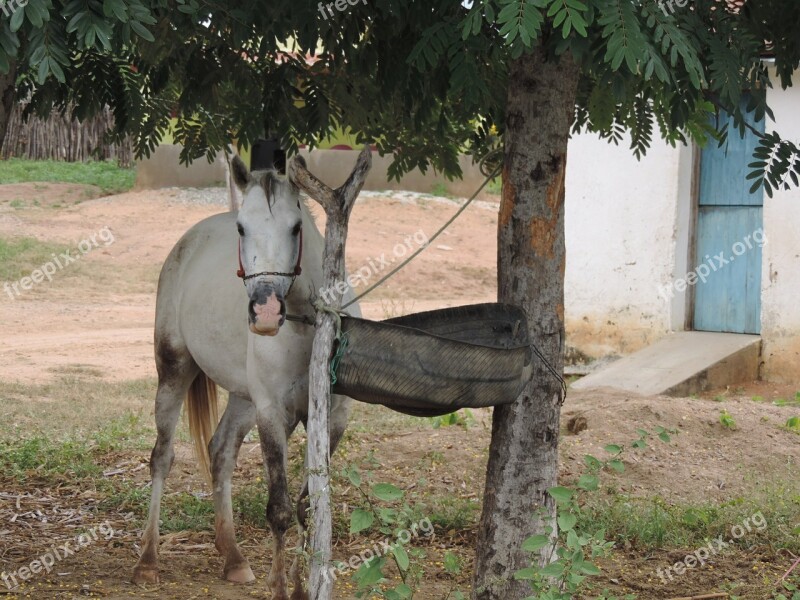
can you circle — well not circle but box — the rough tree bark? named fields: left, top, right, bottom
left=0, top=61, right=17, bottom=157
left=473, top=47, right=580, bottom=599
left=290, top=147, right=372, bottom=600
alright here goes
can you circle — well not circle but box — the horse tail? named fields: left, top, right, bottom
left=185, top=372, right=219, bottom=484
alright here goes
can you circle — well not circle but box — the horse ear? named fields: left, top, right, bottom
left=230, top=156, right=250, bottom=191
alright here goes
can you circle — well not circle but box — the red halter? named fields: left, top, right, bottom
left=237, top=228, right=303, bottom=282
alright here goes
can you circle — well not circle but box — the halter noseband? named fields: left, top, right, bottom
left=236, top=229, right=303, bottom=287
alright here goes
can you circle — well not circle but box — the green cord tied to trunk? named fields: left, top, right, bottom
left=329, top=331, right=349, bottom=387
left=312, top=298, right=351, bottom=387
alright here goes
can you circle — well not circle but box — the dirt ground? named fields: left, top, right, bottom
left=1, top=182, right=799, bottom=600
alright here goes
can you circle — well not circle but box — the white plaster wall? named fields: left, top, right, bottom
left=564, top=132, right=688, bottom=357
left=761, top=70, right=800, bottom=380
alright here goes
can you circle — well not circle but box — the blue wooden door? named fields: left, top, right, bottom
left=693, top=102, right=764, bottom=334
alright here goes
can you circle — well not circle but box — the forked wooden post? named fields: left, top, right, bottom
left=289, top=147, right=372, bottom=599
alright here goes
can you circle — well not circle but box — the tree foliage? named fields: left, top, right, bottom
left=1, top=0, right=799, bottom=193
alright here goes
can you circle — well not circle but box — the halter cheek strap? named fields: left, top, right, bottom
left=237, top=229, right=303, bottom=283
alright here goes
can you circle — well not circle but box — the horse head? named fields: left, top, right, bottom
left=231, top=156, right=305, bottom=336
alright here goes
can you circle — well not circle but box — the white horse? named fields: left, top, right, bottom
left=132, top=155, right=359, bottom=600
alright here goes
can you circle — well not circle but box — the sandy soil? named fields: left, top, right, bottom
left=1, top=182, right=799, bottom=600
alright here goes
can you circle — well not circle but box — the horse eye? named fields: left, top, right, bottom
left=292, top=222, right=302, bottom=236
left=237, top=224, right=244, bottom=236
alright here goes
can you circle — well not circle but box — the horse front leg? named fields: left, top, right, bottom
left=253, top=401, right=294, bottom=600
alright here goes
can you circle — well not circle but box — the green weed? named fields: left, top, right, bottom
left=0, top=159, right=136, bottom=195
left=720, top=410, right=737, bottom=430
left=0, top=237, right=69, bottom=281
left=429, top=409, right=475, bottom=430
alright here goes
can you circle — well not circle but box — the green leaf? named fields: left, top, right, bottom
left=566, top=528, right=580, bottom=549
left=579, top=561, right=601, bottom=575
left=513, top=566, right=538, bottom=580
left=103, top=0, right=128, bottom=22
left=604, top=444, right=622, bottom=455
left=349, top=508, right=374, bottom=534
left=36, top=58, right=49, bottom=84
left=129, top=20, right=155, bottom=42
left=577, top=474, right=599, bottom=491
left=393, top=544, right=410, bottom=571
left=548, top=486, right=574, bottom=504
left=9, top=6, right=25, bottom=33
left=372, top=483, right=404, bottom=502
left=608, top=459, right=625, bottom=473
left=354, top=556, right=386, bottom=588
left=539, top=561, right=565, bottom=577
left=392, top=583, right=413, bottom=599
left=347, top=467, right=361, bottom=487
left=558, top=513, right=577, bottom=532
left=47, top=57, right=65, bottom=83
left=443, top=551, right=461, bottom=574
left=522, top=534, right=550, bottom=552
left=584, top=454, right=602, bottom=470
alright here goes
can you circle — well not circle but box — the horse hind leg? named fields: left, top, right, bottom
left=209, top=393, right=256, bottom=584
left=132, top=339, right=199, bottom=585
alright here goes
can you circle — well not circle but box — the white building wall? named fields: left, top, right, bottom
left=762, top=71, right=800, bottom=381
left=564, top=132, right=691, bottom=358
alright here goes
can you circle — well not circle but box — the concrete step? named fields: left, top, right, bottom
left=570, top=332, right=761, bottom=397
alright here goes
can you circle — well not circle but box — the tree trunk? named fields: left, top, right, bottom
left=291, top=148, right=371, bottom=600
left=472, top=46, right=579, bottom=600
left=0, top=61, right=17, bottom=157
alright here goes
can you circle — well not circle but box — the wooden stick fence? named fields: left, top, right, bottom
left=1, top=102, right=132, bottom=166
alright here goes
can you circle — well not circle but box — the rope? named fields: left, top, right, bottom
left=342, top=156, right=502, bottom=310
left=531, top=343, right=568, bottom=404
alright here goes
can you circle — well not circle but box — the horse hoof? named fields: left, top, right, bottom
left=132, top=566, right=160, bottom=585
left=225, top=564, right=256, bottom=584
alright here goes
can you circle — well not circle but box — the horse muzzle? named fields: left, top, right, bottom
left=248, top=288, right=287, bottom=336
